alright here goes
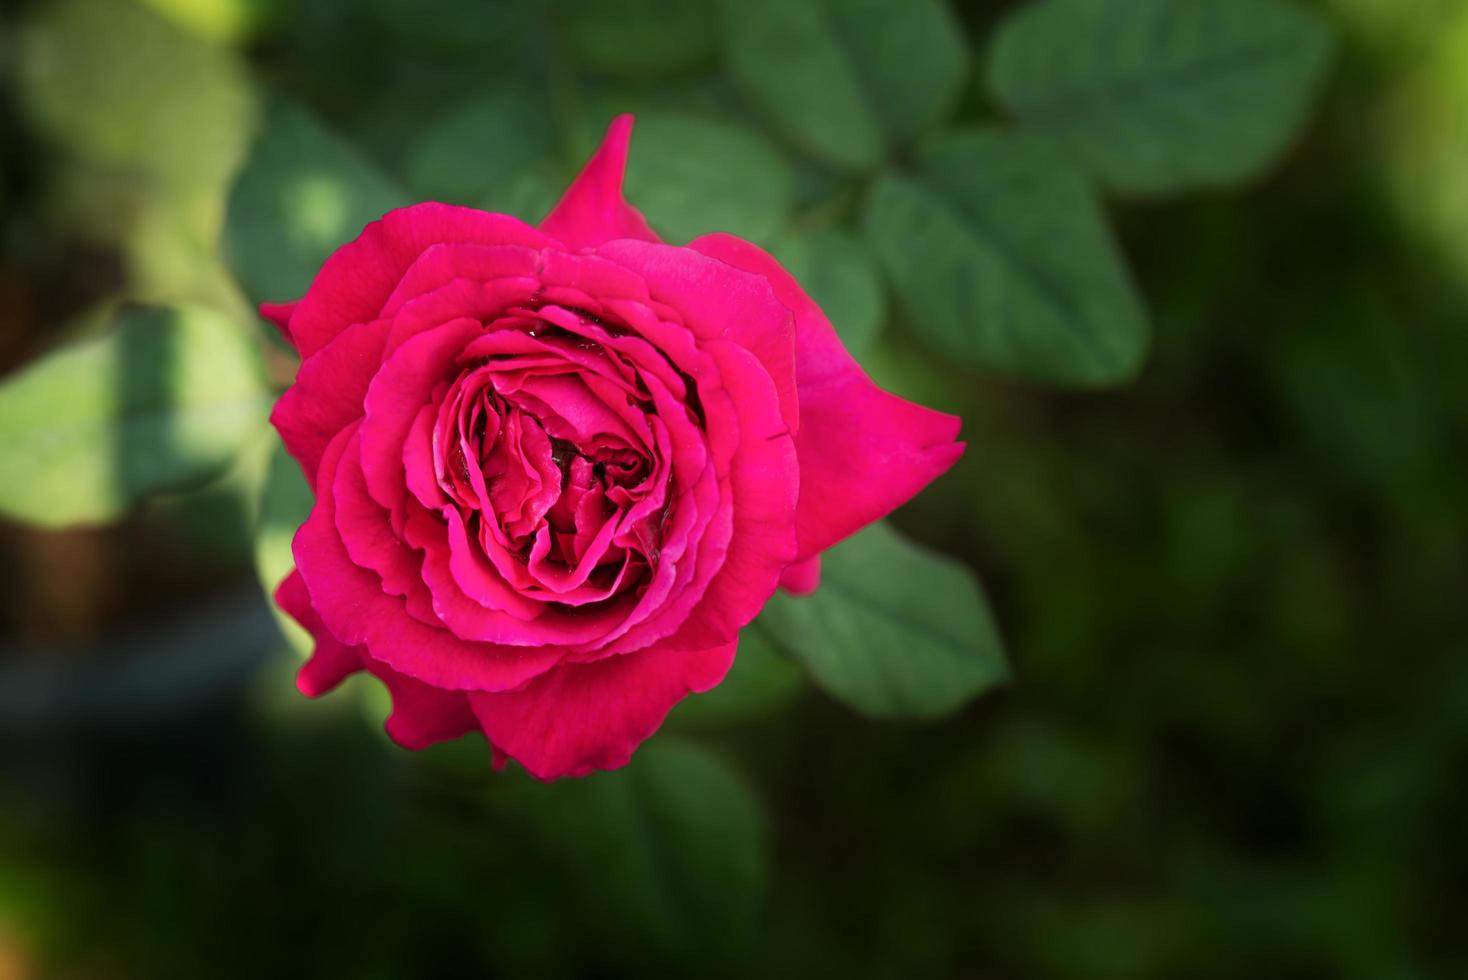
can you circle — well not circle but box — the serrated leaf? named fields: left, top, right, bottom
left=760, top=522, right=1007, bottom=719
left=405, top=88, right=553, bottom=206
left=720, top=0, right=968, bottom=170
left=560, top=0, right=718, bottom=77
left=0, top=305, right=269, bottom=529
left=253, top=439, right=314, bottom=655
left=988, top=0, right=1333, bottom=197
left=768, top=229, right=884, bottom=356
left=623, top=113, right=794, bottom=243
left=863, top=128, right=1149, bottom=385
left=225, top=99, right=409, bottom=306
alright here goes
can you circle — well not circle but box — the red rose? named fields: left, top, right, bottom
left=269, top=116, right=962, bottom=779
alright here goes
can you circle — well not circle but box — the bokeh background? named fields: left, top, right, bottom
left=1, top=0, right=1466, bottom=977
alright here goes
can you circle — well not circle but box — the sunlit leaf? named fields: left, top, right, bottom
left=17, top=0, right=256, bottom=188
left=768, top=229, right=884, bottom=355
left=760, top=522, right=1007, bottom=719
left=137, top=0, right=281, bottom=42
left=253, top=440, right=314, bottom=655
left=988, top=0, right=1333, bottom=196
left=863, top=128, right=1149, bottom=385
left=225, top=99, right=409, bottom=306
left=624, top=113, right=794, bottom=243
left=0, top=305, right=269, bottom=529
left=720, top=0, right=968, bottom=170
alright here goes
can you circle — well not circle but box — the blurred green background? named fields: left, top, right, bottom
left=1, top=0, right=1466, bottom=977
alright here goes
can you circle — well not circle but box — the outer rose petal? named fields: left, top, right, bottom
left=468, top=640, right=737, bottom=781
left=287, top=203, right=556, bottom=359
left=276, top=569, right=362, bottom=696
left=778, top=554, right=821, bottom=595
left=277, top=570, right=476, bottom=749
left=689, top=233, right=965, bottom=559
left=272, top=318, right=389, bottom=482
left=259, top=301, right=298, bottom=346
left=361, top=660, right=479, bottom=750
left=539, top=115, right=660, bottom=251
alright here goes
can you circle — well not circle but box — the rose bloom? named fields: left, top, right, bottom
left=267, top=116, right=962, bottom=779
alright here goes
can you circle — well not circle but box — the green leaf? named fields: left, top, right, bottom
left=862, top=128, right=1149, bottom=385
left=478, top=167, right=562, bottom=226
left=225, top=99, right=409, bottom=306
left=760, top=522, right=1007, bottom=719
left=623, top=113, right=794, bottom=243
left=559, top=0, right=718, bottom=77
left=253, top=440, right=314, bottom=656
left=0, top=305, right=269, bottom=529
left=768, top=229, right=884, bottom=356
left=669, top=624, right=804, bottom=728
left=720, top=0, right=968, bottom=170
left=988, top=0, right=1333, bottom=197
left=528, top=738, right=766, bottom=961
left=17, top=0, right=256, bottom=188
left=405, top=88, right=554, bottom=206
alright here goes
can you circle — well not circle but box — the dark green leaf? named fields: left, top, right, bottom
left=0, top=305, right=269, bottom=529
left=863, top=128, right=1149, bottom=385
left=720, top=0, right=968, bottom=170
left=560, top=0, right=718, bottom=76
left=225, top=99, right=409, bottom=306
left=405, top=89, right=553, bottom=206
left=769, top=229, right=884, bottom=356
left=624, top=113, right=794, bottom=243
left=760, top=522, right=1008, bottom=719
left=528, top=738, right=766, bottom=961
left=988, top=0, right=1333, bottom=196
left=478, top=168, right=562, bottom=226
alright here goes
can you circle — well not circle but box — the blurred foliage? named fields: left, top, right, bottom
left=0, top=304, right=268, bottom=527
left=0, top=0, right=1465, bottom=978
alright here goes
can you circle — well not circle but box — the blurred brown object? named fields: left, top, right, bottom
left=0, top=264, right=38, bottom=377
left=6, top=524, right=117, bottom=650
left=0, top=923, right=32, bottom=980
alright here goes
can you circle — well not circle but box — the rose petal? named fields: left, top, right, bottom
left=596, top=238, right=798, bottom=435
left=294, top=425, right=563, bottom=691
left=276, top=569, right=362, bottom=697
left=654, top=340, right=798, bottom=650
left=778, top=554, right=821, bottom=595
left=689, top=233, right=965, bottom=559
left=272, top=317, right=390, bottom=483
left=538, top=115, right=660, bottom=251
left=468, top=639, right=737, bottom=780
left=361, top=659, right=479, bottom=751
left=277, top=568, right=476, bottom=750
left=288, top=203, right=555, bottom=359
left=259, top=300, right=298, bottom=347
left=360, top=317, right=486, bottom=521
